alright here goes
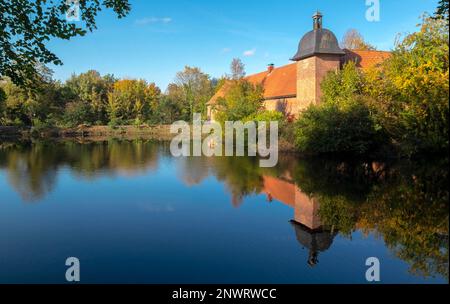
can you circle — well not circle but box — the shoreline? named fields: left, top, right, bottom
left=0, top=125, right=298, bottom=152
left=0, top=125, right=175, bottom=141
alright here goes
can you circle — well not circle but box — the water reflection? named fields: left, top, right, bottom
left=0, top=140, right=160, bottom=200
left=0, top=139, right=448, bottom=281
left=261, top=174, right=338, bottom=267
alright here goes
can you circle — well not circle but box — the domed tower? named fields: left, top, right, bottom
left=291, top=12, right=345, bottom=108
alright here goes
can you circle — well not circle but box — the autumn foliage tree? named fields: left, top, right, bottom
left=341, top=29, right=376, bottom=50
left=107, top=79, right=161, bottom=125
left=368, top=16, right=449, bottom=155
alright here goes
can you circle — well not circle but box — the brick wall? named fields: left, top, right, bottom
left=296, top=54, right=341, bottom=111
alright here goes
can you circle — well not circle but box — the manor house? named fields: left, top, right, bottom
left=207, top=12, right=390, bottom=120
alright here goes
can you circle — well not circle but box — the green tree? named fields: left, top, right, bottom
left=63, top=100, right=94, bottom=127
left=169, top=66, right=214, bottom=121
left=214, top=80, right=264, bottom=123
left=321, top=61, right=365, bottom=105
left=433, top=0, right=449, bottom=25
left=0, top=87, right=6, bottom=123
left=64, top=70, right=116, bottom=124
left=148, top=95, right=180, bottom=124
left=0, top=0, right=130, bottom=86
left=0, top=70, right=64, bottom=126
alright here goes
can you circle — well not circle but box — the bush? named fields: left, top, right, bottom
left=294, top=99, right=383, bottom=156
left=8, top=117, right=26, bottom=127
left=108, top=117, right=126, bottom=129
left=245, top=110, right=284, bottom=124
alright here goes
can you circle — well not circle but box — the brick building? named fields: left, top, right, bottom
left=207, top=12, right=390, bottom=121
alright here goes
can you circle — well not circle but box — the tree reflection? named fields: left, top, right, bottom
left=0, top=139, right=160, bottom=201
left=208, top=156, right=263, bottom=207
left=0, top=140, right=447, bottom=279
left=288, top=157, right=449, bottom=279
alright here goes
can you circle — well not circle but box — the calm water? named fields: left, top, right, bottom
left=0, top=140, right=448, bottom=284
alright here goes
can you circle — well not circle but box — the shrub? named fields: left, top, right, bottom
left=294, top=99, right=383, bottom=156
left=245, top=110, right=284, bottom=124
left=108, top=117, right=126, bottom=129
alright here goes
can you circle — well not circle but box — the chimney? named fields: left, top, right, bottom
left=267, top=63, right=275, bottom=73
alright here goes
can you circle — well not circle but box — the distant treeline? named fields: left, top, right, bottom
left=0, top=65, right=223, bottom=128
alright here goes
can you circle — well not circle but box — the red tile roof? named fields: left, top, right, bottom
left=343, top=49, right=391, bottom=69
left=208, top=64, right=296, bottom=105
left=208, top=50, right=390, bottom=105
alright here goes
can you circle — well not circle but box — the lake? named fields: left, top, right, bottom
left=0, top=139, right=448, bottom=283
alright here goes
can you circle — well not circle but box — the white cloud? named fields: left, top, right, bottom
left=221, top=48, right=232, bottom=54
left=243, top=49, right=256, bottom=57
left=135, top=17, right=172, bottom=26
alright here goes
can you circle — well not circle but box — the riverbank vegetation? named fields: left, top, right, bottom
left=1, top=6, right=448, bottom=160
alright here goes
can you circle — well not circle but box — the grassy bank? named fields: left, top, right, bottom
left=0, top=125, right=174, bottom=141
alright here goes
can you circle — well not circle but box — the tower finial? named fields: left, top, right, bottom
left=313, top=11, right=323, bottom=30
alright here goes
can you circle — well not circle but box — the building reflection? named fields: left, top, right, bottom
left=261, top=174, right=337, bottom=267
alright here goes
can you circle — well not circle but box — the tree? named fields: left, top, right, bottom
left=341, top=29, right=376, bottom=50
left=64, top=70, right=115, bottom=124
left=150, top=95, right=181, bottom=124
left=320, top=61, right=365, bottom=105
left=433, top=0, right=449, bottom=25
left=0, top=70, right=65, bottom=126
left=0, top=87, right=6, bottom=122
left=169, top=66, right=214, bottom=121
left=0, top=0, right=131, bottom=86
left=63, top=99, right=94, bottom=127
left=107, top=79, right=160, bottom=124
left=230, top=58, right=246, bottom=80
left=214, top=80, right=264, bottom=123
left=369, top=16, right=449, bottom=155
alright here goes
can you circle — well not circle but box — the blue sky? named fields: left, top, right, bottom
left=48, top=0, right=439, bottom=90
